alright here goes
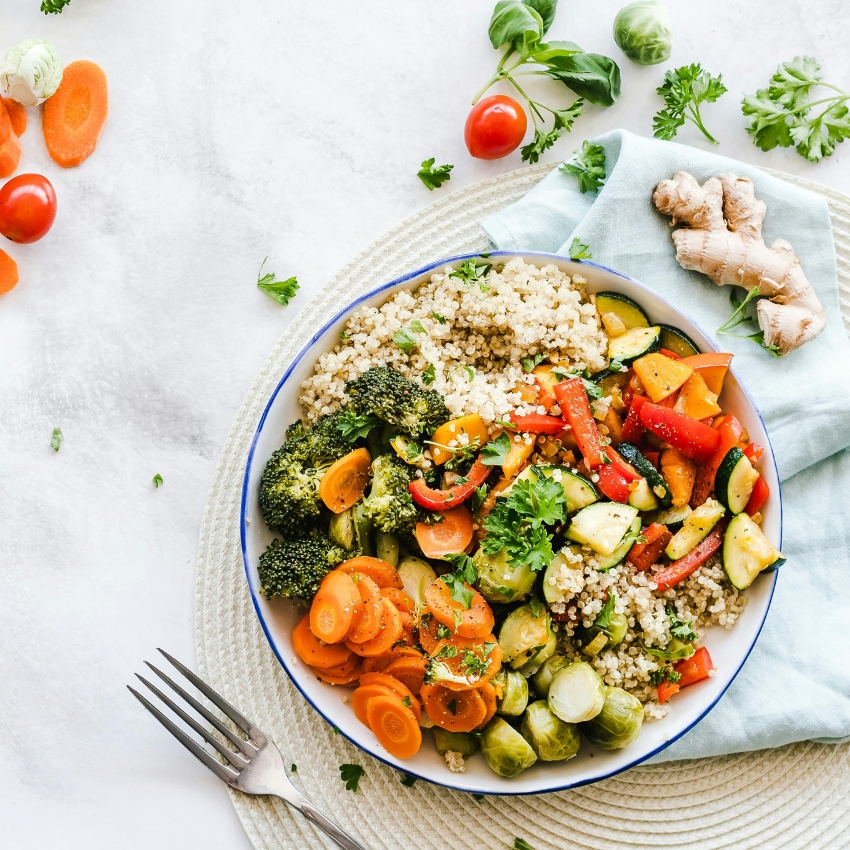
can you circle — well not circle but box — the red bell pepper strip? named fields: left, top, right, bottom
left=745, top=475, right=770, bottom=516
left=639, top=402, right=721, bottom=462
left=690, top=414, right=745, bottom=507
left=605, top=447, right=641, bottom=482
left=596, top=462, right=632, bottom=503
left=620, top=394, right=647, bottom=444
left=674, top=646, right=715, bottom=687
left=509, top=411, right=565, bottom=434
left=408, top=457, right=490, bottom=510
left=627, top=522, right=673, bottom=572
left=652, top=520, right=728, bottom=592
left=554, top=378, right=604, bottom=469
left=659, top=348, right=682, bottom=360
left=643, top=450, right=660, bottom=469
left=656, top=680, right=680, bottom=703
left=743, top=443, right=764, bottom=463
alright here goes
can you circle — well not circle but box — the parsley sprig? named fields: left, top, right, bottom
left=336, top=410, right=379, bottom=441
left=417, top=158, right=454, bottom=190
left=717, top=286, right=780, bottom=357
left=41, top=0, right=71, bottom=12
left=256, top=258, right=299, bottom=305
left=339, top=763, right=365, bottom=792
left=441, top=553, right=479, bottom=609
left=666, top=607, right=697, bottom=643
left=449, top=257, right=493, bottom=286
left=649, top=667, right=681, bottom=686
left=481, top=432, right=512, bottom=466
left=569, top=237, right=592, bottom=260
left=653, top=64, right=727, bottom=144
left=560, top=140, right=606, bottom=193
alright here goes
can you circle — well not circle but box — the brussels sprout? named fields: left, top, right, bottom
left=582, top=686, right=644, bottom=750
left=494, top=669, right=529, bottom=716
left=473, top=547, right=535, bottom=604
left=432, top=728, right=479, bottom=757
left=499, top=603, right=550, bottom=668
left=613, top=1, right=672, bottom=65
left=520, top=700, right=581, bottom=761
left=516, top=629, right=557, bottom=676
left=480, top=717, right=538, bottom=777
left=0, top=39, right=63, bottom=106
left=548, top=661, right=605, bottom=724
left=375, top=531, right=399, bottom=566
left=397, top=556, right=437, bottom=609
left=532, top=654, right=570, bottom=699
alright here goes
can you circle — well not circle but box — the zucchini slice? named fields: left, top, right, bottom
left=715, top=447, right=759, bottom=514
left=658, top=324, right=700, bottom=358
left=617, top=442, right=673, bottom=509
left=515, top=465, right=598, bottom=512
left=723, top=513, right=785, bottom=589
left=628, top=477, right=659, bottom=512
left=665, top=498, right=726, bottom=560
left=647, top=504, right=692, bottom=527
left=608, top=326, right=662, bottom=364
left=595, top=292, right=651, bottom=331
left=566, top=502, right=639, bottom=556
left=597, top=517, right=642, bottom=571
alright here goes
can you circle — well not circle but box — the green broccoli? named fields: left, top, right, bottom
left=257, top=532, right=348, bottom=600
left=361, top=454, right=421, bottom=536
left=345, top=366, right=450, bottom=437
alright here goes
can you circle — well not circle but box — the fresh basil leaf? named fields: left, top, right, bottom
left=531, top=39, right=583, bottom=63
left=522, top=0, right=558, bottom=35
left=489, top=0, right=543, bottom=52
left=545, top=53, right=622, bottom=107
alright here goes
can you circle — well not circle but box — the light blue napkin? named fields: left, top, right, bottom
left=482, top=129, right=850, bottom=760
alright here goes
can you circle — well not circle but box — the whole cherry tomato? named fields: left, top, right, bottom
left=464, top=95, right=527, bottom=160
left=0, top=174, right=58, bottom=244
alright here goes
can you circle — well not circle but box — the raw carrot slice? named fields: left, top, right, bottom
left=0, top=97, right=10, bottom=144
left=359, top=672, right=421, bottom=721
left=318, top=447, right=371, bottom=513
left=310, top=570, right=361, bottom=644
left=292, top=614, right=352, bottom=669
left=2, top=99, right=27, bottom=136
left=385, top=655, right=429, bottom=696
left=415, top=504, right=474, bottom=559
left=312, top=658, right=363, bottom=686
left=346, top=598, right=404, bottom=657
left=474, top=682, right=498, bottom=730
left=421, top=683, right=487, bottom=732
left=345, top=575, right=383, bottom=644
left=0, top=248, right=19, bottom=296
left=337, top=556, right=402, bottom=589
left=366, top=694, right=422, bottom=759
left=0, top=133, right=21, bottom=178
left=423, top=579, right=494, bottom=639
left=352, top=683, right=396, bottom=725
left=43, top=60, right=108, bottom=168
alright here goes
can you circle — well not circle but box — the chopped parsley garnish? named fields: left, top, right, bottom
left=529, top=598, right=543, bottom=618
left=425, top=437, right=479, bottom=470
left=514, top=839, right=535, bottom=850
left=436, top=623, right=452, bottom=639
left=256, top=257, right=299, bottom=305
left=339, top=763, right=364, bottom=792
left=332, top=726, right=340, bottom=735
left=667, top=607, right=698, bottom=642
left=448, top=258, right=492, bottom=285
left=480, top=432, right=512, bottom=466
left=471, top=483, right=489, bottom=514
left=592, top=591, right=618, bottom=640
left=50, top=427, right=63, bottom=452
left=339, top=329, right=350, bottom=340
left=568, top=237, right=592, bottom=260
left=417, top=158, right=453, bottom=190
left=473, top=793, right=485, bottom=803
left=560, top=140, right=607, bottom=194
left=441, top=552, right=478, bottom=609
left=400, top=773, right=417, bottom=787
left=290, top=763, right=297, bottom=772
left=410, top=319, right=426, bottom=334
left=336, top=410, right=379, bottom=441
left=393, top=327, right=418, bottom=354
left=431, top=311, right=447, bottom=324
left=554, top=366, right=602, bottom=400
left=521, top=353, right=547, bottom=373
left=649, top=668, right=682, bottom=686
left=402, top=695, right=413, bottom=708
left=421, top=363, right=436, bottom=385
left=152, top=473, right=163, bottom=488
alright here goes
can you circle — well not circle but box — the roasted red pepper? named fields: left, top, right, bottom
left=643, top=450, right=660, bottom=469
left=408, top=457, right=490, bottom=510
left=596, top=462, right=632, bottom=503
left=554, top=378, right=604, bottom=469
left=745, top=475, right=770, bottom=516
left=659, top=348, right=681, bottom=360
left=509, top=411, right=565, bottom=434
left=627, top=522, right=673, bottom=572
left=690, top=414, right=745, bottom=507
left=674, top=646, right=715, bottom=687
left=652, top=520, right=728, bottom=592
left=605, top=447, right=641, bottom=481
left=656, top=680, right=680, bottom=703
left=620, top=394, right=647, bottom=443
left=743, top=443, right=764, bottom=463
left=639, top=402, right=721, bottom=462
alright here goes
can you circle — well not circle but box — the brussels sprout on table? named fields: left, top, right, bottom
left=493, top=669, right=529, bottom=717
left=432, top=728, right=480, bottom=758
left=532, top=654, right=570, bottom=699
left=481, top=718, right=538, bottom=778
left=473, top=547, right=536, bottom=605
left=613, top=1, right=672, bottom=65
left=582, top=686, right=644, bottom=750
left=521, top=701, right=581, bottom=762
left=548, top=661, right=606, bottom=724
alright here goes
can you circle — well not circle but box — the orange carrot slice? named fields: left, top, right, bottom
left=415, top=505, right=474, bottom=559
left=423, top=579, right=494, bottom=639
left=2, top=99, right=26, bottom=136
left=292, top=614, right=352, bottom=669
left=337, top=556, right=402, bottom=589
left=421, top=683, right=487, bottom=732
left=366, top=694, right=422, bottom=759
left=474, top=682, right=498, bottom=730
left=385, top=655, right=428, bottom=696
left=346, top=598, right=403, bottom=657
left=319, top=447, right=371, bottom=513
left=352, top=683, right=396, bottom=725
left=312, top=656, right=363, bottom=686
left=358, top=672, right=421, bottom=721
left=310, top=570, right=361, bottom=644
left=0, top=248, right=19, bottom=296
left=0, top=133, right=21, bottom=178
left=380, top=587, right=415, bottom=613
left=361, top=645, right=421, bottom=675
left=345, top=575, right=383, bottom=643
left=43, top=60, right=108, bottom=168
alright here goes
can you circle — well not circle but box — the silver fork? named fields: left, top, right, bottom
left=129, top=649, right=369, bottom=850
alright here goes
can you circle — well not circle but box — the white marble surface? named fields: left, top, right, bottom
left=1, top=0, right=847, bottom=846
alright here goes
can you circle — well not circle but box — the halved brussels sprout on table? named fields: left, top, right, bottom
left=548, top=661, right=606, bottom=724
left=432, top=728, right=479, bottom=757
left=473, top=547, right=536, bottom=605
left=481, top=717, right=538, bottom=777
left=520, top=700, right=581, bottom=761
left=493, top=669, right=529, bottom=716
left=498, top=602, right=551, bottom=669
left=582, top=686, right=644, bottom=750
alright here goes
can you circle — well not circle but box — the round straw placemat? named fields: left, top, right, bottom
left=195, top=163, right=850, bottom=850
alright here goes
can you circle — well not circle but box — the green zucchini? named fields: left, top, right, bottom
left=607, top=326, right=662, bottom=364
left=665, top=498, right=726, bottom=560
left=627, top=477, right=659, bottom=512
left=595, top=292, right=651, bottom=330
left=597, top=517, right=642, bottom=571
left=515, top=465, right=598, bottom=512
left=723, top=513, right=786, bottom=589
left=715, top=447, right=759, bottom=514
left=617, top=442, right=673, bottom=509
left=647, top=504, right=692, bottom=527
left=566, top=502, right=639, bottom=556
left=658, top=324, right=700, bottom=358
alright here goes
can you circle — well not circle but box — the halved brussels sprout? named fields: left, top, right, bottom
left=493, top=669, right=529, bottom=716
left=520, top=700, right=581, bottom=761
left=481, top=717, right=538, bottom=777
left=516, top=629, right=557, bottom=676
left=396, top=556, right=437, bottom=609
left=499, top=603, right=550, bottom=668
left=613, top=1, right=672, bottom=65
left=375, top=531, right=399, bottom=567
left=581, top=686, right=643, bottom=750
left=432, top=728, right=479, bottom=757
left=532, top=654, right=570, bottom=699
left=548, top=661, right=606, bottom=724
left=473, top=547, right=536, bottom=604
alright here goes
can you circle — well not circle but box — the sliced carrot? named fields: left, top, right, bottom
left=312, top=657, right=363, bottom=686
left=361, top=645, right=422, bottom=674
left=314, top=654, right=361, bottom=678
left=421, top=683, right=487, bottom=733
left=318, top=447, right=371, bottom=513
left=359, top=672, right=421, bottom=721
left=474, top=682, right=498, bottom=730
left=345, top=575, right=383, bottom=644
left=385, top=655, right=429, bottom=696
left=292, top=614, right=352, bottom=669
left=0, top=96, right=10, bottom=144
left=423, top=579, right=494, bottom=639
left=0, top=133, right=21, bottom=178
left=346, top=598, right=404, bottom=657
left=2, top=99, right=26, bottom=136
left=310, top=570, right=361, bottom=644
left=380, top=587, right=415, bottom=613
left=366, top=694, right=422, bottom=759
left=337, top=556, right=402, bottom=589
left=415, top=504, right=474, bottom=559
left=417, top=610, right=447, bottom=656
left=352, top=683, right=396, bottom=725
left=43, top=60, right=109, bottom=168
left=0, top=248, right=19, bottom=296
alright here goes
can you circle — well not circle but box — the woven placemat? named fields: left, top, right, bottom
left=195, top=163, right=850, bottom=850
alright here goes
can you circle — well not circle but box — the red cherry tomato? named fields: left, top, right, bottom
left=464, top=95, right=527, bottom=160
left=0, top=174, right=58, bottom=244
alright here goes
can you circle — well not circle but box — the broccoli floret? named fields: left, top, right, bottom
left=257, top=532, right=348, bottom=600
left=345, top=366, right=450, bottom=437
left=361, top=453, right=420, bottom=536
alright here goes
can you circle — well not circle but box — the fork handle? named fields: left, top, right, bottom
left=299, top=801, right=370, bottom=850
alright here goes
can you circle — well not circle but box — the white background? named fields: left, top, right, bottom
left=1, top=0, right=847, bottom=847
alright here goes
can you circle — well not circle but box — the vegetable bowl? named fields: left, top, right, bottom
left=240, top=251, right=781, bottom=795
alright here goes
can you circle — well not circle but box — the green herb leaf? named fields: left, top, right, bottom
left=336, top=410, right=380, bottom=441
left=666, top=607, right=698, bottom=642
left=416, top=365, right=435, bottom=387
left=543, top=53, right=621, bottom=107
left=481, top=432, right=512, bottom=466
left=417, top=158, right=454, bottom=190
left=569, top=237, right=592, bottom=260
left=560, top=140, right=606, bottom=193
left=332, top=726, right=340, bottom=735
left=529, top=597, right=543, bottom=618
left=520, top=127, right=561, bottom=164
left=449, top=258, right=493, bottom=284
left=400, top=773, right=417, bottom=787
left=471, top=483, right=490, bottom=514
left=524, top=0, right=558, bottom=35
left=410, top=319, right=426, bottom=334
left=592, top=590, right=617, bottom=637
left=339, top=330, right=351, bottom=340
left=50, top=427, right=63, bottom=452
left=40, top=0, right=71, bottom=13
left=290, top=763, right=297, bottom=772
left=402, top=695, right=413, bottom=708
left=514, top=839, right=535, bottom=850
left=531, top=40, right=583, bottom=63
left=473, top=793, right=485, bottom=802
left=521, top=352, right=547, bottom=372
left=393, top=328, right=418, bottom=354
left=152, top=473, right=163, bottom=488
left=488, top=0, right=544, bottom=53
left=431, top=311, right=447, bottom=324
left=653, top=64, right=727, bottom=144
left=257, top=257, right=300, bottom=305
left=339, top=763, right=364, bottom=792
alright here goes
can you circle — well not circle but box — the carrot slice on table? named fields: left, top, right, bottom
left=2, top=98, right=26, bottom=136
left=385, top=655, right=429, bottom=696
left=319, top=447, right=371, bottom=513
left=352, top=683, right=396, bottom=725
left=420, top=683, right=487, bottom=732
left=423, top=579, right=494, bottom=639
left=310, top=569, right=361, bottom=644
left=0, top=132, right=21, bottom=178
left=415, top=504, right=474, bottom=559
left=358, top=672, right=420, bottom=720
left=0, top=248, right=19, bottom=296
left=474, top=681, right=498, bottom=730
left=292, top=614, right=352, bottom=669
left=344, top=575, right=383, bottom=644
left=346, top=598, right=404, bottom=657
left=337, top=556, right=402, bottom=589
left=43, top=60, right=108, bottom=168
left=366, top=694, right=422, bottom=759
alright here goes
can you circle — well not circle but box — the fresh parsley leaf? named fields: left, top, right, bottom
left=339, top=763, right=364, bottom=792
left=653, top=64, right=727, bottom=144
left=473, top=793, right=485, bottom=802
left=436, top=623, right=452, bottom=639
left=393, top=327, right=418, bottom=354
left=291, top=763, right=297, bottom=772
left=41, top=0, right=71, bottom=12
left=400, top=773, right=417, bottom=787
left=339, top=329, right=351, bottom=340
left=560, top=140, right=606, bottom=193
left=336, top=410, right=379, bottom=441
left=332, top=726, right=340, bottom=735
left=569, top=237, right=592, bottom=260
left=666, top=607, right=698, bottom=642
left=471, top=483, right=490, bottom=514
left=402, top=695, right=413, bottom=708
left=421, top=363, right=436, bottom=385
left=514, top=839, right=535, bottom=850
left=609, top=357, right=626, bottom=373
left=493, top=418, right=518, bottom=430
left=449, top=258, right=492, bottom=284
left=410, top=319, right=426, bottom=334
left=50, top=427, right=63, bottom=452
left=462, top=648, right=491, bottom=677
left=418, top=158, right=453, bottom=190
left=529, top=597, right=543, bottom=618
left=152, top=473, right=163, bottom=488
left=649, top=668, right=681, bottom=686
left=592, top=591, right=617, bottom=639
left=256, top=257, right=299, bottom=305
left=425, top=437, right=480, bottom=470
left=509, top=469, right=568, bottom=527
left=481, top=432, right=512, bottom=466
left=521, top=352, right=547, bottom=372
left=431, top=310, right=447, bottom=324
left=521, top=126, right=561, bottom=164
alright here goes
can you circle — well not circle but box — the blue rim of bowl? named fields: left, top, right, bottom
left=239, top=250, right=782, bottom=796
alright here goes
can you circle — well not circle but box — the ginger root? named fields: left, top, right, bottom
left=653, top=171, right=826, bottom=354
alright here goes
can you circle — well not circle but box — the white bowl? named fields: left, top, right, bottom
left=240, top=251, right=781, bottom=795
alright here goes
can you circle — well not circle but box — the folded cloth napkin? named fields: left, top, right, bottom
left=482, top=129, right=850, bottom=761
